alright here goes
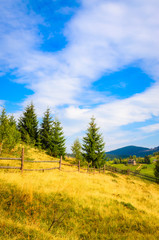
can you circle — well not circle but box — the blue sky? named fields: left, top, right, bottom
left=0, top=0, right=159, bottom=152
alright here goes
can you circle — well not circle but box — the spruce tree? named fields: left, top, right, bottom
left=40, top=108, right=53, bottom=150
left=82, top=117, right=105, bottom=167
left=51, top=118, right=66, bottom=158
left=18, top=103, right=38, bottom=145
left=0, top=108, right=20, bottom=153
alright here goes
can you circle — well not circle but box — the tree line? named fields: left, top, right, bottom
left=0, top=103, right=106, bottom=167
left=0, top=104, right=66, bottom=158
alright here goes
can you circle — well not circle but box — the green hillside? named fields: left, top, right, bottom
left=106, top=145, right=159, bottom=158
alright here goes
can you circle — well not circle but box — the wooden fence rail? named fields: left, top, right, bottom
left=0, top=149, right=157, bottom=183
left=0, top=158, right=21, bottom=160
left=24, top=167, right=59, bottom=171
left=0, top=148, right=24, bottom=173
left=0, top=166, right=21, bottom=169
left=24, top=160, right=59, bottom=163
left=0, top=148, right=61, bottom=173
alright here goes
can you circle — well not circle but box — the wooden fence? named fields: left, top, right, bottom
left=0, top=148, right=61, bottom=173
left=0, top=149, right=157, bottom=182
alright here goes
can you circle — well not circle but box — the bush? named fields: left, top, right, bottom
left=142, top=166, right=147, bottom=169
left=144, top=156, right=151, bottom=164
left=154, top=160, right=159, bottom=183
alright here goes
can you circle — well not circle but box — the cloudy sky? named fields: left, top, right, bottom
left=0, top=0, right=159, bottom=152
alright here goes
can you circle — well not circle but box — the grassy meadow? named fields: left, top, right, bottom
left=0, top=146, right=159, bottom=239
left=110, top=163, right=155, bottom=177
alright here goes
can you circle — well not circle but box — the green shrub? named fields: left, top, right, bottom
left=121, top=202, right=136, bottom=210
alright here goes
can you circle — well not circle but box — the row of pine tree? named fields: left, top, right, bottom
left=18, top=104, right=66, bottom=158
left=0, top=103, right=106, bottom=167
left=0, top=103, right=66, bottom=158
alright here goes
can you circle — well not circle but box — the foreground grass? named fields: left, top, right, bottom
left=0, top=147, right=159, bottom=239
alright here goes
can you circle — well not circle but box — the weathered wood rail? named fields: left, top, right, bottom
left=0, top=150, right=157, bottom=182
left=0, top=148, right=24, bottom=173
left=0, top=149, right=62, bottom=173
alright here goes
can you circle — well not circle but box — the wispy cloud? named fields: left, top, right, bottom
left=0, top=0, right=159, bottom=150
left=140, top=123, right=159, bottom=133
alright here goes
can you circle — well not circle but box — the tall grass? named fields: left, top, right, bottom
left=0, top=146, right=159, bottom=239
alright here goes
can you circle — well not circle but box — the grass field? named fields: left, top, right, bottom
left=140, top=164, right=155, bottom=177
left=0, top=146, right=159, bottom=239
left=110, top=163, right=155, bottom=177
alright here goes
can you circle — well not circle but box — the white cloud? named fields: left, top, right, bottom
left=62, top=83, right=159, bottom=132
left=140, top=123, right=159, bottom=133
left=1, top=0, right=159, bottom=150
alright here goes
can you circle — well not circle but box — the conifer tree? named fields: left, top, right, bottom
left=82, top=117, right=105, bottom=167
left=40, top=108, right=53, bottom=150
left=71, top=138, right=82, bottom=161
left=18, top=103, right=38, bottom=144
left=0, top=108, right=20, bottom=153
left=9, top=115, right=17, bottom=126
left=51, top=118, right=66, bottom=158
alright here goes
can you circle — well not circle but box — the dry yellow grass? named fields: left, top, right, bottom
left=0, top=146, right=159, bottom=239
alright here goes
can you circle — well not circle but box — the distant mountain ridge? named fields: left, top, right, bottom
left=106, top=145, right=159, bottom=158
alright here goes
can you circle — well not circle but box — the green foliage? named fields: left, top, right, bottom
left=18, top=103, right=38, bottom=145
left=136, top=157, right=144, bottom=163
left=120, top=201, right=136, bottom=210
left=40, top=108, right=53, bottom=150
left=82, top=117, right=105, bottom=167
left=113, top=158, right=120, bottom=164
left=153, top=152, right=159, bottom=156
left=144, top=155, right=151, bottom=164
left=39, top=109, right=66, bottom=158
left=0, top=109, right=21, bottom=153
left=154, top=160, right=159, bottom=183
left=71, top=138, right=82, bottom=161
left=50, top=118, right=66, bottom=158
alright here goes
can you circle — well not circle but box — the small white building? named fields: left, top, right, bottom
left=128, top=159, right=136, bottom=165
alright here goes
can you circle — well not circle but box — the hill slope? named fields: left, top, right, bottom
left=0, top=146, right=159, bottom=240
left=106, top=145, right=159, bottom=158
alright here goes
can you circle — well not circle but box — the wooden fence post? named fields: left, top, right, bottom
left=104, top=164, right=105, bottom=174
left=21, top=148, right=24, bottom=174
left=99, top=168, right=100, bottom=173
left=59, top=156, right=62, bottom=170
left=78, top=160, right=80, bottom=172
left=87, top=163, right=89, bottom=173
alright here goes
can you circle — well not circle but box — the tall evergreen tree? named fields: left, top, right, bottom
left=82, top=117, right=105, bottom=167
left=0, top=108, right=20, bottom=153
left=18, top=103, right=38, bottom=144
left=51, top=118, right=66, bottom=158
left=40, top=108, right=53, bottom=150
